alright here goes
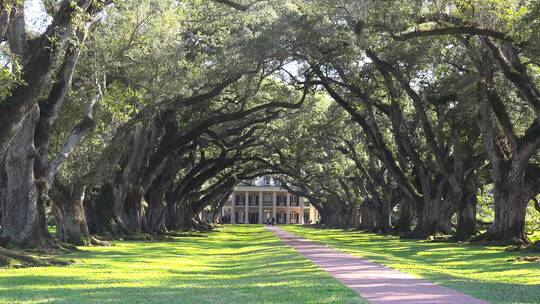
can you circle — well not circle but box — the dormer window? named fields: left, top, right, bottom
left=264, top=176, right=271, bottom=185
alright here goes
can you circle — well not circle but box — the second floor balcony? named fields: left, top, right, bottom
left=276, top=194, right=287, bottom=206
left=248, top=195, right=259, bottom=206
left=235, top=194, right=246, bottom=206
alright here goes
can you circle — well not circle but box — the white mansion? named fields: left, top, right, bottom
left=220, top=176, right=319, bottom=224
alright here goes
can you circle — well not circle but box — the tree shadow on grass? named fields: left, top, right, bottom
left=0, top=281, right=363, bottom=304
left=0, top=226, right=365, bottom=304
left=1, top=268, right=538, bottom=304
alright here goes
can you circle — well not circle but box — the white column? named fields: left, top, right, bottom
left=272, top=191, right=277, bottom=222
left=231, top=194, right=236, bottom=224
left=221, top=207, right=225, bottom=223
left=258, top=191, right=263, bottom=224
left=244, top=191, right=249, bottom=224
left=300, top=197, right=304, bottom=224
left=285, top=193, right=290, bottom=224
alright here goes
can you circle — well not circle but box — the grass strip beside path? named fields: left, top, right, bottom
left=0, top=225, right=364, bottom=304
left=280, top=225, right=540, bottom=304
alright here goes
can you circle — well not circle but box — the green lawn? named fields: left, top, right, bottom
left=281, top=225, right=540, bottom=304
left=0, top=225, right=364, bottom=304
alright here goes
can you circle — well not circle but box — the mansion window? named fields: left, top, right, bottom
left=248, top=194, right=259, bottom=206
left=276, top=194, right=287, bottom=206
left=264, top=176, right=271, bottom=185
left=235, top=194, right=245, bottom=206
left=290, top=212, right=300, bottom=224
left=290, top=195, right=300, bottom=207
left=262, top=193, right=273, bottom=206
left=276, top=212, right=286, bottom=224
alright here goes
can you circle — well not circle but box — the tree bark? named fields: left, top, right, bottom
left=319, top=200, right=354, bottom=228
left=0, top=0, right=97, bottom=158
left=377, top=194, right=393, bottom=233
left=50, top=182, right=92, bottom=245
left=407, top=197, right=442, bottom=239
left=482, top=175, right=531, bottom=244
left=474, top=62, right=537, bottom=244
left=211, top=188, right=234, bottom=223
left=395, top=199, right=413, bottom=233
left=176, top=197, right=197, bottom=229
left=475, top=110, right=536, bottom=244
left=0, top=7, right=10, bottom=39
left=404, top=177, right=449, bottom=239
left=144, top=154, right=185, bottom=233
left=110, top=120, right=159, bottom=234
left=165, top=189, right=177, bottom=230
left=145, top=185, right=167, bottom=233
left=360, top=200, right=378, bottom=231
left=85, top=184, right=118, bottom=236
left=453, top=180, right=478, bottom=240
left=438, top=198, right=454, bottom=235
left=122, top=189, right=145, bottom=233
left=0, top=107, right=49, bottom=247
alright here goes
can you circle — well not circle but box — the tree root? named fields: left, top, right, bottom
left=504, top=240, right=540, bottom=252
left=470, top=231, right=531, bottom=246
left=90, top=236, right=111, bottom=246
left=506, top=256, right=540, bottom=263
left=0, top=247, right=72, bottom=268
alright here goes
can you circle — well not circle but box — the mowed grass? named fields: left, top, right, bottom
left=0, top=225, right=364, bottom=304
left=281, top=225, right=540, bottom=304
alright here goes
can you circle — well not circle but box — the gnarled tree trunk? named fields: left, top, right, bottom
left=395, top=199, right=413, bottom=233
left=483, top=176, right=531, bottom=244
left=165, top=189, right=177, bottom=230
left=50, top=181, right=92, bottom=245
left=319, top=199, right=354, bottom=228
left=377, top=205, right=392, bottom=233
left=124, top=189, right=145, bottom=233
left=473, top=53, right=539, bottom=245
left=454, top=181, right=478, bottom=240
left=377, top=192, right=393, bottom=233
left=408, top=199, right=441, bottom=238
left=176, top=197, right=197, bottom=229
left=85, top=184, right=118, bottom=236
left=360, top=200, right=378, bottom=231
left=110, top=121, right=159, bottom=234
left=0, top=107, right=49, bottom=247
left=408, top=184, right=450, bottom=239
left=407, top=178, right=449, bottom=239
left=144, top=154, right=184, bottom=233
left=145, top=185, right=167, bottom=233
left=438, top=198, right=454, bottom=235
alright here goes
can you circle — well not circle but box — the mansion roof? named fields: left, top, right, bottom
left=238, top=175, right=282, bottom=187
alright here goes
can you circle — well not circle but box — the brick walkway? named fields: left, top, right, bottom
left=268, top=227, right=489, bottom=304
